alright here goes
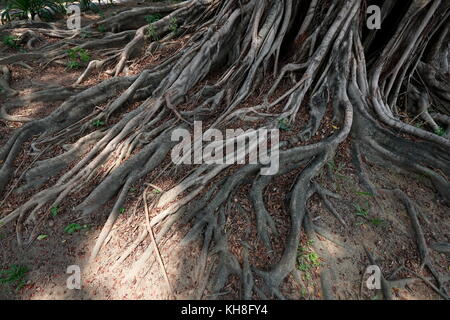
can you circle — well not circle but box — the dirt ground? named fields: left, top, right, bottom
left=0, top=2, right=449, bottom=300
left=1, top=144, right=448, bottom=300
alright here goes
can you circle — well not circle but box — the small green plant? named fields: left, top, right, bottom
left=169, top=17, right=178, bottom=34
left=67, top=47, right=90, bottom=69
left=371, top=292, right=384, bottom=300
left=414, top=121, right=424, bottom=129
left=50, top=205, right=59, bottom=217
left=37, top=234, right=48, bottom=240
left=80, top=0, right=98, bottom=13
left=2, top=35, right=20, bottom=49
left=64, top=223, right=88, bottom=234
left=97, top=25, right=106, bottom=33
left=119, top=208, right=125, bottom=214
left=92, top=119, right=105, bottom=127
left=306, top=252, right=320, bottom=266
left=297, top=243, right=320, bottom=273
left=369, top=218, right=384, bottom=226
left=80, top=30, right=92, bottom=39
left=0, top=265, right=28, bottom=291
left=298, top=262, right=310, bottom=272
left=67, top=60, right=80, bottom=69
left=145, top=13, right=162, bottom=24
left=300, top=288, right=308, bottom=298
left=303, top=271, right=312, bottom=281
left=147, top=24, right=159, bottom=41
left=435, top=127, right=445, bottom=136
left=152, top=189, right=161, bottom=194
left=353, top=203, right=369, bottom=217
left=77, top=49, right=90, bottom=62
left=278, top=118, right=291, bottom=131
left=327, top=160, right=346, bottom=179
left=64, top=223, right=82, bottom=234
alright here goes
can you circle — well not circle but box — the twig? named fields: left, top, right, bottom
left=143, top=188, right=175, bottom=299
left=165, top=91, right=192, bottom=126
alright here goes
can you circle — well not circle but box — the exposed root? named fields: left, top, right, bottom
left=0, top=0, right=449, bottom=300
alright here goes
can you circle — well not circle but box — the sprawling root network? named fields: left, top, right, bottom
left=0, top=0, right=449, bottom=299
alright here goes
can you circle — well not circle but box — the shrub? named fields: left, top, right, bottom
left=1, top=0, right=66, bottom=23
left=66, top=47, right=90, bottom=69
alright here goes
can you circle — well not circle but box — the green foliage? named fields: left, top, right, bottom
left=50, top=205, right=59, bottom=217
left=299, top=288, right=307, bottom=297
left=64, top=223, right=88, bottom=234
left=307, top=252, right=320, bottom=265
left=2, top=35, right=20, bottom=49
left=435, top=126, right=445, bottom=136
left=297, top=242, right=320, bottom=273
left=327, top=160, right=346, bottom=179
left=369, top=218, right=384, bottom=226
left=353, top=202, right=385, bottom=227
left=64, top=223, right=82, bottom=234
left=119, top=208, right=125, bottom=214
left=355, top=191, right=374, bottom=197
left=79, top=0, right=98, bottom=13
left=68, top=47, right=90, bottom=62
left=97, top=24, right=106, bottom=32
left=80, top=30, right=92, bottom=39
left=353, top=203, right=369, bottom=217
left=147, top=24, right=158, bottom=41
left=37, top=234, right=48, bottom=240
left=66, top=47, right=90, bottom=69
left=1, top=0, right=65, bottom=23
left=414, top=121, right=424, bottom=129
left=67, top=60, right=79, bottom=69
left=169, top=17, right=178, bottom=34
left=145, top=13, right=162, bottom=24
left=92, top=119, right=105, bottom=127
left=0, top=265, right=28, bottom=291
left=278, top=118, right=291, bottom=131
left=97, top=10, right=105, bottom=19
left=145, top=13, right=163, bottom=40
